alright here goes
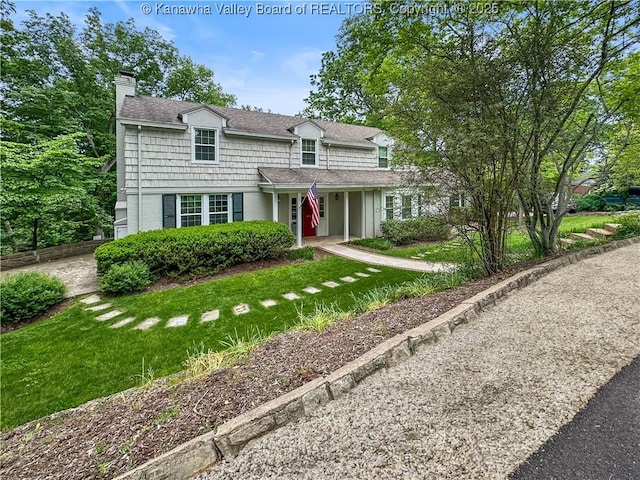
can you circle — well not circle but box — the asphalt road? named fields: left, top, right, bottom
left=511, top=355, right=640, bottom=480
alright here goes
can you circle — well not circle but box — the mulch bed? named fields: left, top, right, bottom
left=0, top=257, right=551, bottom=479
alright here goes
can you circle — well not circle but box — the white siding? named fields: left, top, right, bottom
left=126, top=194, right=163, bottom=234
left=243, top=192, right=271, bottom=221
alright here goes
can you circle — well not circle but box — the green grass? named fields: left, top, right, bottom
left=557, top=215, right=617, bottom=235
left=1, top=255, right=424, bottom=430
left=359, top=215, right=620, bottom=263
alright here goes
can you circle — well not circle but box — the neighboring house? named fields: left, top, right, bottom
left=114, top=73, right=437, bottom=246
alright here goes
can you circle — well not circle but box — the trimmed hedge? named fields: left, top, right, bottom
left=381, top=217, right=451, bottom=245
left=1, top=272, right=66, bottom=326
left=95, top=221, right=296, bottom=277
left=101, top=261, right=154, bottom=294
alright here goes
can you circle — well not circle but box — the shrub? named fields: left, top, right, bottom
left=576, top=194, right=606, bottom=212
left=95, top=221, right=295, bottom=277
left=100, top=261, right=154, bottom=294
left=1, top=272, right=66, bottom=326
left=381, top=217, right=451, bottom=245
left=613, top=212, right=640, bottom=239
left=287, top=246, right=315, bottom=261
left=350, top=237, right=393, bottom=250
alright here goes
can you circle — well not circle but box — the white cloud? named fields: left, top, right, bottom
left=282, top=49, right=324, bottom=78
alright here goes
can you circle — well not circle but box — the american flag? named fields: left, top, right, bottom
left=305, top=182, right=320, bottom=228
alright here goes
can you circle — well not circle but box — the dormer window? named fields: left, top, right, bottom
left=378, top=146, right=389, bottom=168
left=193, top=128, right=217, bottom=163
left=301, top=138, right=317, bottom=166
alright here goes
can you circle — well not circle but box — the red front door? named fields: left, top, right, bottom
left=302, top=199, right=316, bottom=237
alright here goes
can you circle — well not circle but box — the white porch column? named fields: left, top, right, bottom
left=296, top=192, right=302, bottom=247
left=343, top=191, right=350, bottom=242
left=272, top=192, right=278, bottom=222
left=361, top=190, right=366, bottom=239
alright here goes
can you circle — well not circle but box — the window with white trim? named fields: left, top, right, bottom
left=385, top=195, right=394, bottom=220
left=194, top=128, right=217, bottom=162
left=209, top=194, right=229, bottom=224
left=378, top=146, right=389, bottom=168
left=301, top=138, right=317, bottom=166
left=401, top=195, right=412, bottom=219
left=178, top=194, right=230, bottom=227
left=319, top=196, right=325, bottom=218
left=180, top=195, right=203, bottom=227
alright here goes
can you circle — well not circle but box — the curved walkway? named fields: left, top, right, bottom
left=200, top=242, right=640, bottom=480
left=319, top=243, right=456, bottom=272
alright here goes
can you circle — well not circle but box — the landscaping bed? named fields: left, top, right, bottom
left=0, top=257, right=548, bottom=480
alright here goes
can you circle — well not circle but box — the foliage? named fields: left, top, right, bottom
left=306, top=1, right=639, bottom=268
left=95, top=221, right=296, bottom=277
left=381, top=217, right=450, bottom=245
left=0, top=134, right=110, bottom=251
left=293, top=302, right=351, bottom=332
left=100, top=261, right=153, bottom=295
left=0, top=272, right=66, bottom=326
left=287, top=246, right=315, bottom=261
left=613, top=213, right=640, bottom=239
left=350, top=237, right=393, bottom=251
left=576, top=194, right=607, bottom=212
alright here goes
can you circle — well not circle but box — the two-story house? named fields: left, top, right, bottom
left=114, top=72, right=429, bottom=246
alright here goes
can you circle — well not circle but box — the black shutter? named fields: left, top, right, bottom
left=162, top=194, right=176, bottom=228
left=232, top=192, right=243, bottom=222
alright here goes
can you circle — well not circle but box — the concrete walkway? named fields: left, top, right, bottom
left=0, top=253, right=99, bottom=298
left=319, top=243, right=456, bottom=272
left=199, top=243, right=640, bottom=480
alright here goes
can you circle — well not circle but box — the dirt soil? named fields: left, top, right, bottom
left=0, top=257, right=549, bottom=480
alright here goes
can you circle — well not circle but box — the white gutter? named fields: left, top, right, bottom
left=120, top=118, right=187, bottom=130
left=137, top=125, right=143, bottom=233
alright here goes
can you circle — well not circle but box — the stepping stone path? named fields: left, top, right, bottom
left=111, top=317, right=136, bottom=329
left=167, top=315, right=189, bottom=327
left=202, top=310, right=219, bottom=322
left=96, top=310, right=123, bottom=322
left=136, top=318, right=161, bottom=330
left=233, top=304, right=250, bottom=315
left=81, top=269, right=383, bottom=331
left=87, top=303, right=111, bottom=312
left=80, top=295, right=102, bottom=305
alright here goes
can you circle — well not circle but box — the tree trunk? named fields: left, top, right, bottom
left=31, top=218, right=39, bottom=251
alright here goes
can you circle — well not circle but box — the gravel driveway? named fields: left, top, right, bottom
left=199, top=243, right=640, bottom=480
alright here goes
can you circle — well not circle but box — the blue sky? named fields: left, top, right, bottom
left=12, top=1, right=353, bottom=114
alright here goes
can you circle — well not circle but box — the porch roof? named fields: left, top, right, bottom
left=258, top=167, right=405, bottom=191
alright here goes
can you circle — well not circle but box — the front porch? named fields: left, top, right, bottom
left=258, top=167, right=404, bottom=248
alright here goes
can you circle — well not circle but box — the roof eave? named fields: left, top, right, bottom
left=118, top=118, right=188, bottom=130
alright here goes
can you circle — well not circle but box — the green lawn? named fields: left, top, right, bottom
left=1, top=255, right=424, bottom=430
left=358, top=215, right=619, bottom=263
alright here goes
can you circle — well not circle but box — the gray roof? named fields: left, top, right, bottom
left=119, top=96, right=384, bottom=145
left=259, top=167, right=405, bottom=188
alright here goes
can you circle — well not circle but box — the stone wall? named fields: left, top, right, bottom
left=0, top=240, right=110, bottom=270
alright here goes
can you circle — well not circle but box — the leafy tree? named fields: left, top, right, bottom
left=165, top=56, right=237, bottom=105
left=306, top=0, right=640, bottom=269
left=0, top=134, right=109, bottom=250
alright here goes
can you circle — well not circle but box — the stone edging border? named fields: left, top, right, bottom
left=115, top=237, right=640, bottom=480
